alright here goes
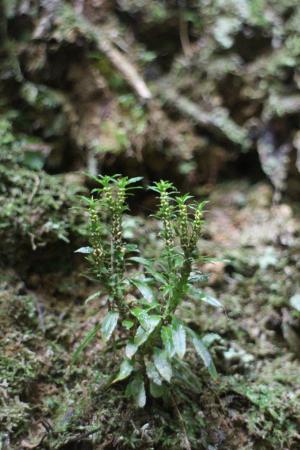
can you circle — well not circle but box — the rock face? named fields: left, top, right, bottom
left=1, top=0, right=300, bottom=196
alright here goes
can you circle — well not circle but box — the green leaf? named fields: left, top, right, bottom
left=162, top=283, right=174, bottom=298
left=131, top=308, right=160, bottom=331
left=113, top=359, right=133, bottom=383
left=127, top=176, right=144, bottom=185
left=192, top=336, right=218, bottom=380
left=198, top=256, right=229, bottom=263
left=134, top=326, right=150, bottom=347
left=75, top=246, right=93, bottom=254
left=125, top=341, right=138, bottom=359
left=145, top=315, right=161, bottom=332
left=130, top=279, right=154, bottom=303
left=126, top=376, right=146, bottom=407
left=131, top=307, right=150, bottom=329
left=172, top=320, right=186, bottom=359
left=145, top=267, right=167, bottom=285
left=125, top=315, right=160, bottom=359
left=202, top=294, right=222, bottom=308
left=128, top=256, right=152, bottom=267
left=149, top=381, right=166, bottom=399
left=196, top=200, right=209, bottom=212
left=161, top=326, right=175, bottom=357
left=84, top=291, right=101, bottom=304
left=101, top=311, right=119, bottom=342
left=72, top=323, right=100, bottom=363
left=134, top=316, right=160, bottom=346
left=122, top=320, right=134, bottom=330
left=153, top=348, right=172, bottom=383
left=145, top=359, right=162, bottom=385
left=189, top=287, right=222, bottom=308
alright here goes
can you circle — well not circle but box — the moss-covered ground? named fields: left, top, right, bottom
left=1, top=175, right=299, bottom=449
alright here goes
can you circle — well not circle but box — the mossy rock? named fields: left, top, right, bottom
left=0, top=118, right=85, bottom=269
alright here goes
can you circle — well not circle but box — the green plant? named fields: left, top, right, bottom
left=75, top=175, right=221, bottom=407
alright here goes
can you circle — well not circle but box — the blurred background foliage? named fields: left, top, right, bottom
left=1, top=0, right=300, bottom=199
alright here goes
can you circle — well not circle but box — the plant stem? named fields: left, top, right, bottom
left=166, top=254, right=192, bottom=316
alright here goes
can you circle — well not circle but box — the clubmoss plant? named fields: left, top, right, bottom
left=75, top=175, right=221, bottom=407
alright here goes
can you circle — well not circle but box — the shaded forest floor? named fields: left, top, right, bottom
left=1, top=180, right=300, bottom=450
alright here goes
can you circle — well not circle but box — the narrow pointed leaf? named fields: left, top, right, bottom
left=131, top=308, right=150, bottom=329
left=126, top=315, right=160, bottom=359
left=145, top=359, right=162, bottom=385
left=129, top=256, right=151, bottom=266
left=132, top=308, right=160, bottom=332
left=126, top=376, right=146, bottom=407
left=127, top=176, right=144, bottom=184
left=161, top=326, right=175, bottom=357
left=202, top=294, right=222, bottom=308
left=125, top=341, right=138, bottom=359
left=145, top=268, right=167, bottom=284
left=192, top=336, right=218, bottom=380
left=134, top=325, right=149, bottom=347
left=113, top=359, right=133, bottom=383
left=144, top=315, right=161, bottom=333
left=130, top=279, right=154, bottom=302
left=72, top=323, right=100, bottom=363
left=133, top=316, right=160, bottom=347
left=136, top=380, right=146, bottom=407
left=101, top=311, right=119, bottom=342
left=84, top=291, right=101, bottom=304
left=189, top=287, right=222, bottom=308
left=153, top=349, right=172, bottom=382
left=172, top=321, right=186, bottom=359
left=124, top=311, right=161, bottom=360
left=75, top=246, right=93, bottom=254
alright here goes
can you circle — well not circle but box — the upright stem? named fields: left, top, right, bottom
left=110, top=190, right=127, bottom=317
left=166, top=253, right=192, bottom=316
